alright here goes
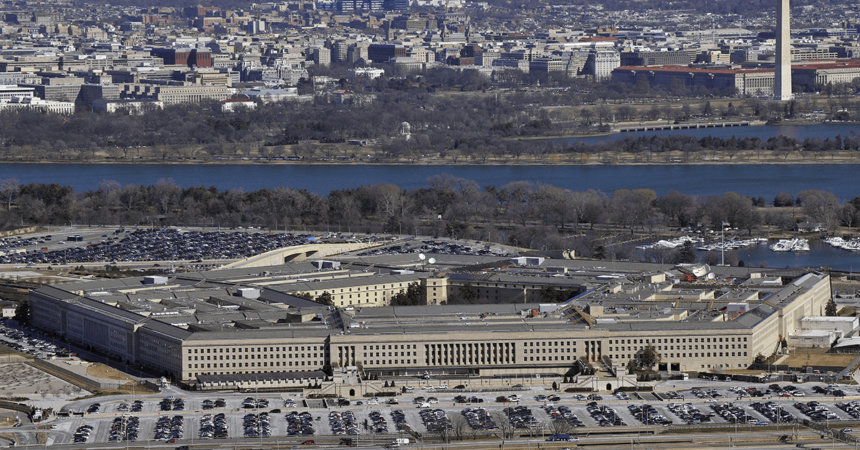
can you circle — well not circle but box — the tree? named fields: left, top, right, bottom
left=657, top=190, right=693, bottom=225
left=490, top=410, right=514, bottom=439
left=841, top=203, right=858, bottom=230
left=638, top=344, right=661, bottom=370
left=678, top=240, right=697, bottom=264
left=548, top=418, right=572, bottom=435
left=825, top=299, right=838, bottom=317
left=389, top=282, right=427, bottom=306
left=539, top=285, right=559, bottom=303
left=451, top=415, right=469, bottom=441
left=773, top=192, right=794, bottom=207
left=315, top=291, right=334, bottom=306
left=798, top=190, right=840, bottom=232
left=448, top=283, right=479, bottom=304
left=14, top=301, right=29, bottom=325
left=0, top=178, right=19, bottom=211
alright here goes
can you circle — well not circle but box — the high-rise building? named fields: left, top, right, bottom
left=312, top=47, right=331, bottom=67
left=584, top=50, right=621, bottom=81
left=774, top=0, right=792, bottom=100
left=368, top=44, right=406, bottom=63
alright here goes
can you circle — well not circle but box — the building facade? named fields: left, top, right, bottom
left=28, top=263, right=830, bottom=386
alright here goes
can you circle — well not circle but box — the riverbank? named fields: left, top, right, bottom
left=3, top=150, right=858, bottom=165
left=5, top=120, right=857, bottom=166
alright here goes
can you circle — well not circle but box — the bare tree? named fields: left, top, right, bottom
left=434, top=425, right=450, bottom=446
left=548, top=418, right=572, bottom=435
left=451, top=414, right=468, bottom=441
left=0, top=178, right=19, bottom=211
left=491, top=410, right=515, bottom=439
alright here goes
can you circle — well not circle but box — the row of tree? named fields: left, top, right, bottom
left=0, top=176, right=853, bottom=264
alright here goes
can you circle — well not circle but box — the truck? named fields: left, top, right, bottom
left=547, top=434, right=571, bottom=441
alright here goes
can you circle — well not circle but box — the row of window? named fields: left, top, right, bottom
left=363, top=344, right=417, bottom=350
left=610, top=344, right=747, bottom=352
left=609, top=351, right=749, bottom=360
left=192, top=353, right=318, bottom=361
left=609, top=337, right=747, bottom=344
left=189, top=360, right=320, bottom=369
left=188, top=370, right=318, bottom=379
left=526, top=356, right=573, bottom=362
left=190, top=345, right=321, bottom=354
left=365, top=352, right=416, bottom=358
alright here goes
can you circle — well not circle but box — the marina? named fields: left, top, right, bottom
left=633, top=235, right=860, bottom=271
left=825, top=236, right=860, bottom=252
left=769, top=238, right=811, bottom=252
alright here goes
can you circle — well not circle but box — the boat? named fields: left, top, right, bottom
left=638, top=236, right=704, bottom=250
left=769, top=238, right=809, bottom=252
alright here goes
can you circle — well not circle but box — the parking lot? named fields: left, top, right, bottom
left=35, top=378, right=860, bottom=447
left=0, top=227, right=397, bottom=267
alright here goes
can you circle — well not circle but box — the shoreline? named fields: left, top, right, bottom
left=0, top=119, right=857, bottom=167
left=0, top=158, right=859, bottom=166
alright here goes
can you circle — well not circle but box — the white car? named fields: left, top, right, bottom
left=405, top=386, right=415, bottom=391
left=367, top=399, right=379, bottom=405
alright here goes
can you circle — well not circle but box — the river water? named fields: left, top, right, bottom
left=2, top=122, right=859, bottom=270
left=0, top=124, right=856, bottom=196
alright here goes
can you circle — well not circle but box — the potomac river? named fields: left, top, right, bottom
left=0, top=163, right=856, bottom=201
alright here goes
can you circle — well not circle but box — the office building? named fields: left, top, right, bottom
left=28, top=259, right=830, bottom=387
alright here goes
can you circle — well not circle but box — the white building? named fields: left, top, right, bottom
left=0, top=85, right=35, bottom=100
left=789, top=330, right=837, bottom=348
left=586, top=50, right=621, bottom=81
left=221, top=98, right=257, bottom=112
left=0, top=97, right=74, bottom=114
left=348, top=67, right=385, bottom=80
left=800, top=316, right=859, bottom=336
left=239, top=87, right=298, bottom=102
left=92, top=99, right=164, bottom=114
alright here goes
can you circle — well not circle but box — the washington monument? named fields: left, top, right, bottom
left=774, top=0, right=792, bottom=100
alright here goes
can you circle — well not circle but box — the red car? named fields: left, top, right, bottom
left=167, top=438, right=177, bottom=443
left=302, top=440, right=315, bottom=445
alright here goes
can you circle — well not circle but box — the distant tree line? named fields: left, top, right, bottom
left=0, top=60, right=858, bottom=163
left=0, top=175, right=854, bottom=266
left=2, top=92, right=860, bottom=164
